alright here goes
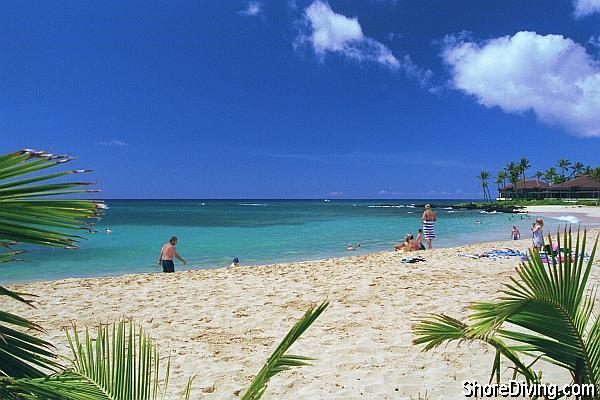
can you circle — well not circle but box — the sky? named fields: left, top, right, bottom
left=1, top=0, right=600, bottom=199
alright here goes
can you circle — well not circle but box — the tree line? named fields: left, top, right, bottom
left=477, top=158, right=600, bottom=202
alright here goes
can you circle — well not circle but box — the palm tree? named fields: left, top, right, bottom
left=590, top=167, right=600, bottom=203
left=544, top=167, right=559, bottom=185
left=570, top=161, right=585, bottom=178
left=518, top=157, right=531, bottom=199
left=533, top=170, right=544, bottom=182
left=557, top=158, right=571, bottom=182
left=0, top=149, right=328, bottom=399
left=496, top=170, right=507, bottom=189
left=414, top=228, right=599, bottom=391
left=583, top=165, right=593, bottom=176
left=477, top=171, right=491, bottom=202
left=505, top=162, right=520, bottom=199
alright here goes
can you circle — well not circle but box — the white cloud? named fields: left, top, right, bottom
left=300, top=0, right=399, bottom=69
left=98, top=139, right=128, bottom=146
left=443, top=31, right=600, bottom=137
left=239, top=1, right=262, bottom=17
left=326, top=190, right=344, bottom=197
left=297, top=1, right=433, bottom=88
left=573, top=0, right=600, bottom=18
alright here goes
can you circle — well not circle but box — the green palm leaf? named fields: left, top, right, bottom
left=0, top=149, right=103, bottom=392
left=413, top=314, right=539, bottom=384
left=242, top=301, right=329, bottom=400
left=414, top=228, right=600, bottom=389
left=1, top=320, right=176, bottom=400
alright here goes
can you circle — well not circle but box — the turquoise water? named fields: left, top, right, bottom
left=0, top=200, right=583, bottom=284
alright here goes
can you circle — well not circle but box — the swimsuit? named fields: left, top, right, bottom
left=161, top=260, right=175, bottom=273
left=423, top=220, right=435, bottom=240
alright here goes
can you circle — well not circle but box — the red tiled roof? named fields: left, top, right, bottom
left=504, top=180, right=549, bottom=190
left=549, top=175, right=600, bottom=190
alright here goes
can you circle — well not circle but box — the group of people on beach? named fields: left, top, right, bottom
left=395, top=204, right=436, bottom=253
left=156, top=205, right=547, bottom=273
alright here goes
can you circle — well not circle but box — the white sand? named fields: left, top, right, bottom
left=6, top=231, right=600, bottom=400
left=521, top=205, right=600, bottom=224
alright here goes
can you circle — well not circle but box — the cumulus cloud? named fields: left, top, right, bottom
left=573, top=0, right=600, bottom=18
left=239, top=1, right=262, bottom=17
left=442, top=31, right=600, bottom=137
left=296, top=0, right=433, bottom=88
left=300, top=0, right=399, bottom=69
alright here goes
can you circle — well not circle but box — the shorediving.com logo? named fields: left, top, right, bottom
left=463, top=380, right=595, bottom=399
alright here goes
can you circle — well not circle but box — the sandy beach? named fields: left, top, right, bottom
left=521, top=205, right=600, bottom=224
left=6, top=230, right=600, bottom=400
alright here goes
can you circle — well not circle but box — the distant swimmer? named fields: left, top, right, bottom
left=475, top=220, right=481, bottom=224
left=347, top=244, right=354, bottom=251
left=105, top=228, right=112, bottom=234
left=158, top=236, right=187, bottom=273
left=229, top=257, right=240, bottom=268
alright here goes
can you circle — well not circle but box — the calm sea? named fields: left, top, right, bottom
left=0, top=199, right=582, bottom=283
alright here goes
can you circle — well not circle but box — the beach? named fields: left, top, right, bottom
left=7, top=229, right=600, bottom=400
left=520, top=204, right=600, bottom=224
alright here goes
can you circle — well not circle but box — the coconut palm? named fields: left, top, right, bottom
left=414, top=228, right=599, bottom=392
left=505, top=162, right=520, bottom=199
left=570, top=161, right=586, bottom=178
left=533, top=170, right=544, bottom=182
left=544, top=167, right=559, bottom=185
left=496, top=170, right=507, bottom=190
left=518, top=157, right=531, bottom=199
left=583, top=165, right=593, bottom=176
left=590, top=167, right=600, bottom=202
left=477, top=171, right=491, bottom=202
left=557, top=158, right=571, bottom=182
left=0, top=149, right=328, bottom=399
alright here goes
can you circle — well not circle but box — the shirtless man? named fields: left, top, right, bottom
left=158, top=236, right=187, bottom=273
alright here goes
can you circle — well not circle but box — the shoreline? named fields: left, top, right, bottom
left=519, top=205, right=600, bottom=224
left=7, top=230, right=600, bottom=399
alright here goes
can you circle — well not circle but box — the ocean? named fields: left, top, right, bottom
left=0, top=199, right=582, bottom=283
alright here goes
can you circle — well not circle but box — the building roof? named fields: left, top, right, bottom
left=503, top=180, right=549, bottom=190
left=549, top=174, right=600, bottom=190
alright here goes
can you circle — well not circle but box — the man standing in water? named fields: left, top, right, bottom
left=158, top=236, right=187, bottom=273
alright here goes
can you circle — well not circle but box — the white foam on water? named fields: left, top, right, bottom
left=554, top=215, right=580, bottom=224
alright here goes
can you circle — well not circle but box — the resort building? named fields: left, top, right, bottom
left=499, top=175, right=600, bottom=200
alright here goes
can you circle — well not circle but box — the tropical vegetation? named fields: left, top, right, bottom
left=478, top=158, right=600, bottom=201
left=414, top=228, right=599, bottom=397
left=0, top=149, right=327, bottom=399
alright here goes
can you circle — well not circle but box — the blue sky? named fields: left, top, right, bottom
left=1, top=0, right=600, bottom=199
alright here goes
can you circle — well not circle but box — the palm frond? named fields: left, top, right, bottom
left=0, top=149, right=104, bottom=390
left=0, top=149, right=104, bottom=251
left=413, top=314, right=539, bottom=384
left=0, top=288, right=61, bottom=379
left=414, top=227, right=600, bottom=389
left=242, top=301, right=329, bottom=400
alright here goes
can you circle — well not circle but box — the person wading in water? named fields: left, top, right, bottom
left=158, top=236, right=187, bottom=273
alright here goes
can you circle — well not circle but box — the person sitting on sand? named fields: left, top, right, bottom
left=421, top=204, right=436, bottom=250
left=416, top=229, right=426, bottom=250
left=395, top=234, right=417, bottom=253
left=511, top=226, right=521, bottom=240
left=532, top=218, right=544, bottom=251
left=229, top=257, right=240, bottom=268
left=158, top=236, right=187, bottom=273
